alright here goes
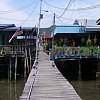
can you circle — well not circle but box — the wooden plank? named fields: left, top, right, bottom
left=20, top=48, right=81, bottom=100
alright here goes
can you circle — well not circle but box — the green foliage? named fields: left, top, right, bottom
left=81, top=38, right=85, bottom=43
left=79, top=47, right=91, bottom=57
left=55, top=46, right=64, bottom=53
left=50, top=46, right=100, bottom=58
left=86, top=38, right=92, bottom=46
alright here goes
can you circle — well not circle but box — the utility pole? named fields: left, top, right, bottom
left=52, top=13, right=55, bottom=50
left=53, top=13, right=55, bottom=25
left=36, top=0, right=43, bottom=61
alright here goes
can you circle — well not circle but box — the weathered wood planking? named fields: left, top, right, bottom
left=20, top=49, right=81, bottom=100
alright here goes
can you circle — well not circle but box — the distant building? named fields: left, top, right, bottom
left=73, top=19, right=79, bottom=25
left=0, top=25, right=37, bottom=46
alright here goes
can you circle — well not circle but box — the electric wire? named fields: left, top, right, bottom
left=43, top=0, right=100, bottom=11
left=56, top=15, right=67, bottom=25
left=58, top=0, right=74, bottom=18
left=44, top=0, right=75, bottom=23
left=44, top=0, right=73, bottom=25
left=43, top=0, right=65, bottom=10
left=0, top=0, right=36, bottom=14
left=21, top=0, right=39, bottom=26
left=1, top=0, right=99, bottom=26
left=73, top=4, right=100, bottom=11
left=0, top=0, right=39, bottom=22
left=43, top=0, right=58, bottom=25
left=0, top=17, right=35, bottom=21
left=66, top=0, right=75, bottom=24
left=0, top=0, right=51, bottom=24
left=44, top=0, right=100, bottom=25
left=44, top=3, right=67, bottom=25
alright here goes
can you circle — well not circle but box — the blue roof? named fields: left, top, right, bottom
left=52, top=25, right=85, bottom=36
left=86, top=26, right=100, bottom=31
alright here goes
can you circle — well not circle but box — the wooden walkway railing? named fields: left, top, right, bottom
left=0, top=45, right=35, bottom=80
left=19, top=47, right=81, bottom=100
left=0, top=45, right=25, bottom=55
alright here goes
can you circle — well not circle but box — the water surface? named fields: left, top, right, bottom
left=70, top=80, right=100, bottom=100
left=0, top=79, right=26, bottom=100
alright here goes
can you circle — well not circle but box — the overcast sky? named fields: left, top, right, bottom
left=0, top=0, right=100, bottom=28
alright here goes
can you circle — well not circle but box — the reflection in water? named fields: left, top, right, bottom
left=0, top=79, right=26, bottom=100
left=70, top=80, right=100, bottom=100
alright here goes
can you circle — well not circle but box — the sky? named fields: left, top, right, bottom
left=0, top=0, right=100, bottom=28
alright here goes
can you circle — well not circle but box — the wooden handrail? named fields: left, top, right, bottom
left=0, top=45, right=26, bottom=54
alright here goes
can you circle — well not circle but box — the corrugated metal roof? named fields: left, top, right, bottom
left=0, top=24, right=15, bottom=29
left=53, top=25, right=85, bottom=36
left=4, top=25, right=55, bottom=34
left=86, top=26, right=100, bottom=31
left=5, top=27, right=33, bottom=31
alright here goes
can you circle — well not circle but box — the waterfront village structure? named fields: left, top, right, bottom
left=0, top=24, right=54, bottom=79
left=0, top=24, right=37, bottom=79
left=50, top=20, right=100, bottom=59
left=0, top=19, right=100, bottom=80
left=50, top=19, right=100, bottom=80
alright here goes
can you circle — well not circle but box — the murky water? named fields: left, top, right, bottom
left=70, top=80, right=100, bottom=100
left=0, top=78, right=100, bottom=100
left=0, top=79, right=26, bottom=100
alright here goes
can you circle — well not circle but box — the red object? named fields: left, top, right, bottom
left=42, top=34, right=51, bottom=39
left=74, top=47, right=78, bottom=53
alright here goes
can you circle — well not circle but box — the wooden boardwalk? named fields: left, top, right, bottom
left=20, top=48, right=81, bottom=100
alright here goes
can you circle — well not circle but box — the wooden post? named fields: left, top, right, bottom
left=9, top=79, right=12, bottom=100
left=26, top=50, right=29, bottom=74
left=15, top=51, right=17, bottom=81
left=10, top=56, right=12, bottom=79
left=8, top=57, right=10, bottom=80
left=24, top=54, right=26, bottom=78
left=14, top=81, right=17, bottom=100
left=29, top=47, right=32, bottom=70
left=78, top=59, right=81, bottom=80
left=24, top=30, right=29, bottom=76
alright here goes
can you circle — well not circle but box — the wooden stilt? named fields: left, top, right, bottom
left=9, top=79, right=12, bottom=100
left=10, top=56, right=12, bottom=79
left=26, top=49, right=29, bottom=74
left=78, top=60, right=81, bottom=80
left=27, top=54, right=29, bottom=74
left=14, top=81, right=17, bottom=100
left=15, top=51, right=17, bottom=81
left=29, top=47, right=32, bottom=70
left=24, top=56, right=26, bottom=78
left=7, top=57, right=10, bottom=80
